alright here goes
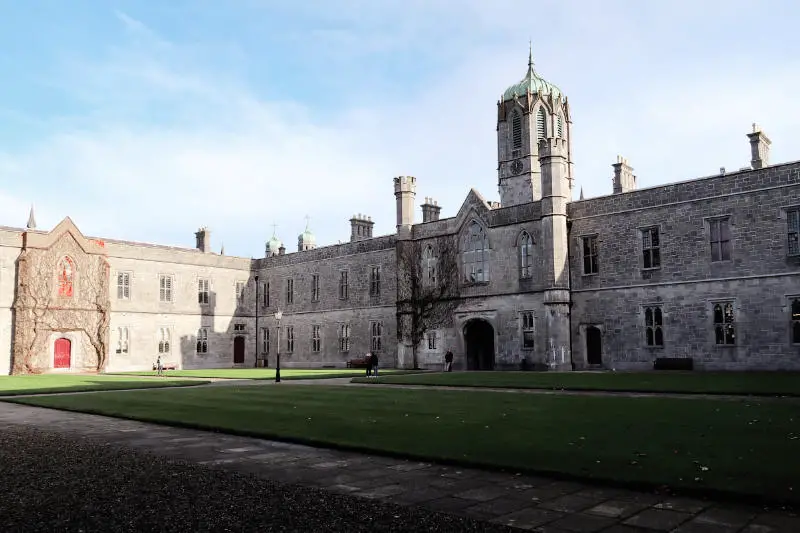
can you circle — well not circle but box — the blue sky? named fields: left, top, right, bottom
left=1, top=0, right=798, bottom=257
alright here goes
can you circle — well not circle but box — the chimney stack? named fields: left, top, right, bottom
left=420, top=197, right=442, bottom=223
left=747, top=123, right=771, bottom=170
left=349, top=214, right=375, bottom=242
left=195, top=227, right=211, bottom=253
left=612, top=155, right=636, bottom=194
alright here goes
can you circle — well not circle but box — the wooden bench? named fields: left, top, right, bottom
left=152, top=361, right=179, bottom=371
left=653, top=357, right=694, bottom=371
left=346, top=358, right=369, bottom=368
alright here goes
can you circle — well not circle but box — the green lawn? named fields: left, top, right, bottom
left=9, top=385, right=799, bottom=503
left=351, top=371, right=800, bottom=396
left=0, top=374, right=207, bottom=396
left=112, top=368, right=416, bottom=380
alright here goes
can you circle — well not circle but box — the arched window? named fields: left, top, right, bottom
left=158, top=327, right=171, bottom=354
left=644, top=307, right=664, bottom=346
left=196, top=328, right=208, bottom=354
left=57, top=257, right=75, bottom=298
left=713, top=303, right=735, bottom=345
left=557, top=114, right=564, bottom=138
left=519, top=232, right=533, bottom=279
left=510, top=110, right=523, bottom=150
left=116, top=327, right=129, bottom=354
left=463, top=222, right=488, bottom=283
left=422, top=245, right=437, bottom=286
left=536, top=108, right=547, bottom=139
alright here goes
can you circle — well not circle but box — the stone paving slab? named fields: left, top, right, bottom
left=0, top=401, right=797, bottom=532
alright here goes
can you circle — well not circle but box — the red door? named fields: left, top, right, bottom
left=54, top=338, right=71, bottom=369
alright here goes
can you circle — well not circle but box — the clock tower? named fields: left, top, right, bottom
left=497, top=47, right=574, bottom=207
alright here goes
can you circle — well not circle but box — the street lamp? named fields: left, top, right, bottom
left=254, top=274, right=259, bottom=368
left=274, top=309, right=283, bottom=382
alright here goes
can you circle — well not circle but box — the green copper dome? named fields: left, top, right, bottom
left=502, top=47, right=563, bottom=102
left=266, top=232, right=283, bottom=254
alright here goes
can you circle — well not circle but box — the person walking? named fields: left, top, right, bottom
left=371, top=351, right=379, bottom=377
left=444, top=350, right=453, bottom=372
left=365, top=352, right=373, bottom=377
left=156, top=355, right=163, bottom=377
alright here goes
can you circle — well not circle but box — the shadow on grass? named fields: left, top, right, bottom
left=0, top=377, right=208, bottom=397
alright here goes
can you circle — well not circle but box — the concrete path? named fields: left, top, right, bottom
left=0, top=402, right=795, bottom=532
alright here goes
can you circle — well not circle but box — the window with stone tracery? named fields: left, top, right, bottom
left=422, top=245, right=437, bottom=286
left=463, top=222, right=488, bottom=283
left=158, top=327, right=171, bottom=354
left=196, top=328, right=208, bottom=354
left=713, top=302, right=735, bottom=345
left=57, top=257, right=75, bottom=298
left=116, top=327, right=129, bottom=355
left=519, top=232, right=533, bottom=279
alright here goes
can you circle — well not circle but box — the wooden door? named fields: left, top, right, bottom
left=233, top=336, right=245, bottom=364
left=54, top=338, right=72, bottom=369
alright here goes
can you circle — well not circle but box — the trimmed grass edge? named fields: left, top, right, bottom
left=6, top=397, right=797, bottom=511
left=106, top=370, right=429, bottom=381
left=0, top=380, right=211, bottom=397
left=349, top=377, right=800, bottom=398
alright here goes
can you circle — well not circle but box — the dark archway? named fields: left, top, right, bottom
left=586, top=326, right=602, bottom=366
left=464, top=319, right=495, bottom=370
left=233, top=336, right=245, bottom=364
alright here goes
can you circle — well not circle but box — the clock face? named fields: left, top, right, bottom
left=510, top=159, right=524, bottom=176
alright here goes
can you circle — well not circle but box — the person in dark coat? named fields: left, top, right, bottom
left=371, top=352, right=379, bottom=377
left=365, top=352, right=373, bottom=377
left=444, top=350, right=454, bottom=372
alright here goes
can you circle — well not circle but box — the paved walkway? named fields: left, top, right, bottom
left=0, top=402, right=796, bottom=532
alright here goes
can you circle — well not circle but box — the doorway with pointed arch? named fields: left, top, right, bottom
left=464, top=318, right=495, bottom=370
left=54, top=338, right=72, bottom=369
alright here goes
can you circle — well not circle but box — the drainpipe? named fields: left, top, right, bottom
left=566, top=219, right=575, bottom=371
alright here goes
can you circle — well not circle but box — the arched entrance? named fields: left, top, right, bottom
left=586, top=326, right=602, bottom=366
left=54, top=338, right=72, bottom=369
left=464, top=319, right=495, bottom=370
left=233, top=336, right=245, bottom=364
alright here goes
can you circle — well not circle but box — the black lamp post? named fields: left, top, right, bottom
left=274, top=309, right=282, bottom=382
left=254, top=274, right=259, bottom=368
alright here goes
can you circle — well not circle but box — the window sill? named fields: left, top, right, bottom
left=521, top=346, right=535, bottom=351
left=581, top=273, right=598, bottom=277
left=713, top=343, right=737, bottom=348
left=462, top=281, right=490, bottom=287
left=641, top=267, right=661, bottom=272
left=644, top=345, right=665, bottom=349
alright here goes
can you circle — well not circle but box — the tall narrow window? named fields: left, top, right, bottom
left=311, top=274, right=320, bottom=302
left=158, top=327, right=171, bottom=354
left=788, top=208, right=799, bottom=256
left=642, top=227, right=661, bottom=269
left=116, top=327, right=129, bottom=355
left=536, top=107, right=547, bottom=139
left=644, top=306, right=664, bottom=346
left=423, top=245, right=437, bottom=286
left=519, top=232, right=533, bottom=279
left=582, top=236, right=599, bottom=275
left=196, top=328, right=208, bottom=354
left=264, top=282, right=270, bottom=307
left=286, top=278, right=294, bottom=304
left=261, top=327, right=269, bottom=355
left=709, top=218, right=731, bottom=262
left=312, top=325, right=321, bottom=352
left=713, top=302, right=735, bottom=345
left=235, top=281, right=245, bottom=303
left=463, top=222, right=488, bottom=283
left=117, top=272, right=130, bottom=300
left=427, top=331, right=437, bottom=350
left=57, top=257, right=75, bottom=298
left=198, top=278, right=209, bottom=305
left=511, top=110, right=523, bottom=149
left=286, top=326, right=294, bottom=353
left=339, top=271, right=349, bottom=299
left=557, top=114, right=564, bottom=137
left=522, top=312, right=535, bottom=349
left=339, top=324, right=351, bottom=352
left=370, top=321, right=383, bottom=352
left=159, top=275, right=173, bottom=303
left=370, top=266, right=381, bottom=296
left=791, top=298, right=800, bottom=344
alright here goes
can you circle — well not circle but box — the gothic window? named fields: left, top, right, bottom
left=158, top=327, right=171, bottom=354
left=709, top=217, right=731, bottom=262
left=264, top=281, right=270, bottom=307
left=371, top=321, right=383, bottom=352
left=339, top=271, right=349, bottom=299
left=261, top=327, right=270, bottom=355
left=791, top=298, right=800, bottom=344
left=116, top=327, right=129, bottom=355
left=198, top=278, right=210, bottom=305
left=713, top=302, right=735, bottom=345
left=159, top=275, right=173, bottom=303
left=57, top=257, right=74, bottom=298
left=286, top=278, right=294, bottom=304
left=196, top=328, right=208, bottom=354
left=370, top=266, right=381, bottom=296
left=233, top=323, right=245, bottom=332
left=286, top=326, right=294, bottom=353
left=311, top=325, right=321, bottom=352
left=557, top=114, right=564, bottom=138
left=788, top=208, right=799, bottom=256
left=510, top=110, right=523, bottom=150
left=422, top=245, right=437, bottom=286
left=582, top=236, right=599, bottom=275
left=522, top=312, right=535, bottom=349
left=536, top=107, right=547, bottom=139
left=339, top=324, right=351, bottom=352
left=311, top=274, right=320, bottom=302
left=463, top=222, right=488, bottom=283
left=235, top=281, right=245, bottom=303
left=427, top=331, right=437, bottom=350
left=519, top=232, right=533, bottom=279
left=642, top=227, right=661, bottom=269
left=644, top=306, right=664, bottom=346
left=117, top=272, right=130, bottom=300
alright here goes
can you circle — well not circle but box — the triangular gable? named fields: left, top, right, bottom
left=23, top=216, right=106, bottom=254
left=453, top=188, right=492, bottom=232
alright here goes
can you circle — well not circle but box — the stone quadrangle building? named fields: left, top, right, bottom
left=2, top=54, right=799, bottom=375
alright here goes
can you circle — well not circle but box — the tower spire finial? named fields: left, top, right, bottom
left=26, top=204, right=36, bottom=230
left=271, top=222, right=278, bottom=237
left=528, top=40, right=534, bottom=70
left=304, top=214, right=311, bottom=231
